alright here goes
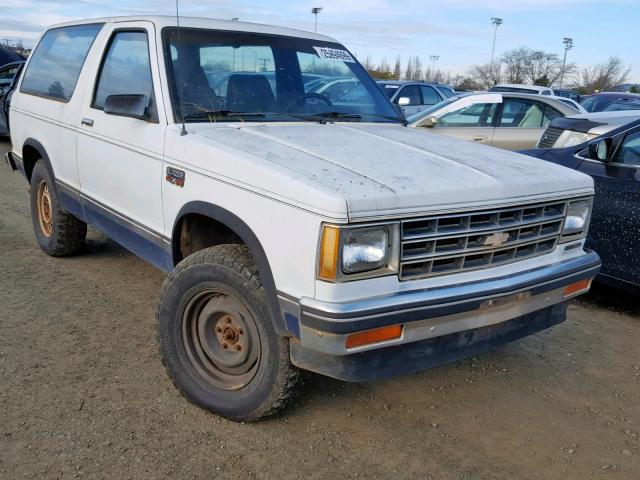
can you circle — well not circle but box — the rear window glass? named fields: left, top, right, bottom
left=21, top=24, right=103, bottom=101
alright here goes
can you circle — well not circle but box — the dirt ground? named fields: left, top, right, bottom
left=0, top=140, right=639, bottom=480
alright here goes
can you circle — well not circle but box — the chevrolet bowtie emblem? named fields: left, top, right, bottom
left=483, top=232, right=510, bottom=248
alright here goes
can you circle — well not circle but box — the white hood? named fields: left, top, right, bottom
left=189, top=122, right=593, bottom=221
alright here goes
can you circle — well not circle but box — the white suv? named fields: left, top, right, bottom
left=6, top=16, right=600, bottom=421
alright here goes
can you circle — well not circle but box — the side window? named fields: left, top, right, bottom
left=542, top=105, right=562, bottom=127
left=20, top=24, right=103, bottom=101
left=613, top=131, right=640, bottom=166
left=499, top=99, right=544, bottom=128
left=420, top=86, right=440, bottom=106
left=438, top=103, right=497, bottom=127
left=398, top=85, right=421, bottom=106
left=93, top=31, right=156, bottom=119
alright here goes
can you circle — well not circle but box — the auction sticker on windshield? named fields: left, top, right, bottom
left=313, top=46, right=355, bottom=63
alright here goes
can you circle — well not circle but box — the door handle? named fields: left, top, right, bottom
left=473, top=136, right=487, bottom=142
left=81, top=117, right=94, bottom=127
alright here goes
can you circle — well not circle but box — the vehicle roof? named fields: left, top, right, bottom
left=586, top=92, right=640, bottom=99
left=47, top=15, right=337, bottom=43
left=376, top=80, right=450, bottom=87
left=493, top=84, right=553, bottom=92
left=467, top=91, right=577, bottom=111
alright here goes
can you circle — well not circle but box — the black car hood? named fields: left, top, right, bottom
left=549, top=117, right=607, bottom=133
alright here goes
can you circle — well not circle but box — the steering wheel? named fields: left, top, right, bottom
left=285, top=92, right=332, bottom=112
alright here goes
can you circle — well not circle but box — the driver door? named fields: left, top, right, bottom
left=76, top=21, right=168, bottom=267
left=578, top=128, right=640, bottom=286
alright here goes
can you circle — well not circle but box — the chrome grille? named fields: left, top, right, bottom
left=399, top=200, right=568, bottom=280
left=538, top=126, right=564, bottom=148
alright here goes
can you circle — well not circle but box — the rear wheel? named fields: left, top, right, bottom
left=156, top=244, right=302, bottom=421
left=29, top=160, right=86, bottom=256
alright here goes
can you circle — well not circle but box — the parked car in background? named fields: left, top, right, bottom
left=489, top=84, right=554, bottom=96
left=537, top=110, right=640, bottom=148
left=407, top=92, right=578, bottom=150
left=377, top=80, right=453, bottom=115
left=0, top=60, right=24, bottom=136
left=581, top=92, right=640, bottom=112
left=0, top=46, right=25, bottom=67
left=553, top=89, right=581, bottom=103
left=520, top=119, right=640, bottom=292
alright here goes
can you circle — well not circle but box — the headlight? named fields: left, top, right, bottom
left=557, top=131, right=598, bottom=148
left=318, top=224, right=397, bottom=281
left=342, top=228, right=388, bottom=274
left=561, top=198, right=592, bottom=241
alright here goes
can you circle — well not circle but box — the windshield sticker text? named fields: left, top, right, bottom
left=313, top=47, right=355, bottom=63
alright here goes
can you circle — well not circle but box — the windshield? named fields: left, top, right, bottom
left=162, top=28, right=401, bottom=123
left=601, top=99, right=640, bottom=112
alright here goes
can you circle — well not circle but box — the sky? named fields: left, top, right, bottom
left=1, top=0, right=638, bottom=82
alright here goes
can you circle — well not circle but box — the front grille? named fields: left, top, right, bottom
left=538, top=126, right=564, bottom=148
left=399, top=200, right=568, bottom=280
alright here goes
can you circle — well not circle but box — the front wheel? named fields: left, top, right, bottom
left=156, top=244, right=302, bottom=421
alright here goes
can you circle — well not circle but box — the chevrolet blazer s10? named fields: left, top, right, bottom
left=5, top=16, right=600, bottom=421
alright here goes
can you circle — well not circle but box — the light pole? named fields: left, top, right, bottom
left=311, top=7, right=323, bottom=32
left=559, top=37, right=573, bottom=88
left=430, top=55, right=439, bottom=82
left=489, top=17, right=503, bottom=84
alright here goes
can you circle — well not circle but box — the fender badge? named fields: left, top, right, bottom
left=166, top=167, right=185, bottom=187
left=483, top=232, right=510, bottom=248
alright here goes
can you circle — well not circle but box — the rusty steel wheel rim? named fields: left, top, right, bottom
left=182, top=288, right=261, bottom=391
left=36, top=180, right=53, bottom=237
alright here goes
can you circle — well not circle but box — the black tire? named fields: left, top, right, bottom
left=156, top=244, right=302, bottom=421
left=29, top=160, right=87, bottom=256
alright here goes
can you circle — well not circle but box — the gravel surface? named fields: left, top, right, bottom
left=1, top=140, right=639, bottom=479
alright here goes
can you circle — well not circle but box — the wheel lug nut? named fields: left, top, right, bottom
left=216, top=327, right=222, bottom=333
left=236, top=345, right=242, bottom=351
left=238, top=328, right=243, bottom=334
left=226, top=318, right=232, bottom=324
left=223, top=343, right=228, bottom=349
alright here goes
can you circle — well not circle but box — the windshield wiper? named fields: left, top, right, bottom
left=296, top=111, right=362, bottom=124
left=182, top=110, right=266, bottom=122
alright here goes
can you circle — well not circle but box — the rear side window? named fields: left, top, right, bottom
left=21, top=24, right=103, bottom=101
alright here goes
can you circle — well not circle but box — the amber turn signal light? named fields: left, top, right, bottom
left=563, top=278, right=592, bottom=298
left=346, top=325, right=403, bottom=349
left=319, top=226, right=340, bottom=280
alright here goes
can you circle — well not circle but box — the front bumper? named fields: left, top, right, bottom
left=283, top=250, right=600, bottom=381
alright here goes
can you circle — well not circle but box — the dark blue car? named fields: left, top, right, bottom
left=520, top=119, right=640, bottom=292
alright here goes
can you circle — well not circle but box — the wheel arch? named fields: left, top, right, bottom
left=171, top=201, right=291, bottom=337
left=22, top=138, right=56, bottom=188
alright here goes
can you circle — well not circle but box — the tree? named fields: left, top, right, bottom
left=631, top=85, right=639, bottom=94
left=404, top=57, right=414, bottom=82
left=467, top=62, right=500, bottom=89
left=411, top=56, right=423, bottom=81
left=582, top=56, right=631, bottom=93
left=393, top=55, right=401, bottom=80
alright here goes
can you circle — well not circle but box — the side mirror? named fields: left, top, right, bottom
left=587, top=138, right=611, bottom=162
left=421, top=116, right=438, bottom=128
left=397, top=97, right=410, bottom=107
left=104, top=94, right=149, bottom=120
